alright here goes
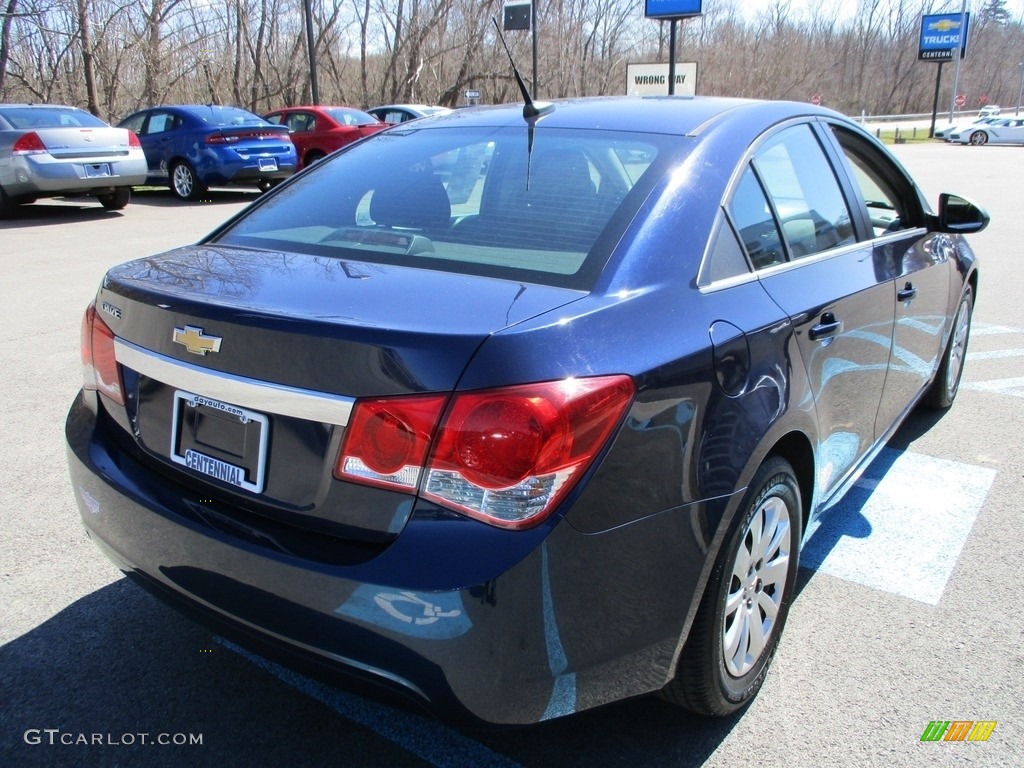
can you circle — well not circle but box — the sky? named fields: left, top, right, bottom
left=737, top=0, right=1024, bottom=24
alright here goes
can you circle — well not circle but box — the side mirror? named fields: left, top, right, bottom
left=934, top=193, right=990, bottom=235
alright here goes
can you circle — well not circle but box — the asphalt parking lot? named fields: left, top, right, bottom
left=2, top=144, right=1022, bottom=768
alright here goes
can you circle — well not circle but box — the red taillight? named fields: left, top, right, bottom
left=127, top=131, right=142, bottom=149
left=12, top=132, right=47, bottom=155
left=205, top=133, right=239, bottom=145
left=335, top=376, right=634, bottom=529
left=335, top=394, right=448, bottom=491
left=81, top=304, right=125, bottom=405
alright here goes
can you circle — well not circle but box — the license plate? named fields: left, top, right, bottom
left=169, top=391, right=269, bottom=493
left=258, top=158, right=278, bottom=172
left=85, top=163, right=111, bottom=178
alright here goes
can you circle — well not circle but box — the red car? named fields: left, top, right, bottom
left=263, top=106, right=387, bottom=169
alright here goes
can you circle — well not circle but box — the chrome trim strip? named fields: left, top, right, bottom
left=115, top=339, right=354, bottom=426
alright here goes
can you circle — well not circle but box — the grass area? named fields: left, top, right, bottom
left=871, top=128, right=935, bottom=145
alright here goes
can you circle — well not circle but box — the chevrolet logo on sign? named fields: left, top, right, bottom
left=928, top=20, right=961, bottom=32
left=173, top=326, right=222, bottom=355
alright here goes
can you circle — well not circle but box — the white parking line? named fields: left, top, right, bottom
left=216, top=638, right=523, bottom=768
left=963, top=376, right=1024, bottom=397
left=967, top=348, right=1024, bottom=362
left=802, top=450, right=996, bottom=605
left=971, top=323, right=1023, bottom=336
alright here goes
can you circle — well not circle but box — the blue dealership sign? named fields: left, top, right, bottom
left=919, top=13, right=970, bottom=61
left=645, top=0, right=702, bottom=20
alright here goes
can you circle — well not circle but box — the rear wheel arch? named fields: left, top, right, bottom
left=662, top=453, right=804, bottom=714
left=765, top=432, right=814, bottom=540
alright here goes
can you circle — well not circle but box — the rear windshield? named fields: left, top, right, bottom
left=189, top=106, right=266, bottom=127
left=0, top=107, right=108, bottom=130
left=324, top=108, right=379, bottom=126
left=215, top=125, right=675, bottom=289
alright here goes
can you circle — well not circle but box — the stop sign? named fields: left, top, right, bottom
left=810, top=95, right=821, bottom=106
left=955, top=94, right=966, bottom=107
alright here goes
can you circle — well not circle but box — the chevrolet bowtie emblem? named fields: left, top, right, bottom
left=173, top=325, right=222, bottom=355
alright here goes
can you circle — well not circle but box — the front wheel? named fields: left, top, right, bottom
left=98, top=188, right=131, bottom=210
left=170, top=161, right=207, bottom=201
left=926, top=285, right=974, bottom=409
left=661, top=456, right=802, bottom=716
left=968, top=131, right=988, bottom=146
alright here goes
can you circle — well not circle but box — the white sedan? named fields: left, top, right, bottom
left=950, top=117, right=1024, bottom=145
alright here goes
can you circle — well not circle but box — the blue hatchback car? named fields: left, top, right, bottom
left=68, top=96, right=988, bottom=725
left=118, top=105, right=297, bottom=200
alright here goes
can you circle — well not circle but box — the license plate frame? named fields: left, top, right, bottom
left=85, top=163, right=111, bottom=178
left=169, top=390, right=269, bottom=493
left=257, top=157, right=278, bottom=172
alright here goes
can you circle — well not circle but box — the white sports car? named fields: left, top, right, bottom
left=950, top=117, right=1024, bottom=146
left=934, top=116, right=1001, bottom=141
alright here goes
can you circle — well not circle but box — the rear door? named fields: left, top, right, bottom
left=729, top=123, right=895, bottom=496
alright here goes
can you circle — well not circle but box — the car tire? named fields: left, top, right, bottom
left=0, top=186, right=16, bottom=218
left=170, top=161, right=207, bottom=201
left=305, top=150, right=326, bottom=167
left=925, top=285, right=973, bottom=410
left=661, top=456, right=802, bottom=716
left=98, top=188, right=131, bottom=210
left=968, top=131, right=988, bottom=146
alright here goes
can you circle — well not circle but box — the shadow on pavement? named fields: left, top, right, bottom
left=1, top=577, right=740, bottom=768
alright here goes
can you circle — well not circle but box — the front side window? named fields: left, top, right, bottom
left=217, top=126, right=674, bottom=289
left=831, top=125, right=921, bottom=237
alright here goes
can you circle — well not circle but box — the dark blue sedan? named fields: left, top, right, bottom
left=67, top=96, right=987, bottom=724
left=118, top=105, right=297, bottom=200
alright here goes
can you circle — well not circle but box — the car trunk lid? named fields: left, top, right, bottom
left=95, top=244, right=584, bottom=542
left=34, top=127, right=135, bottom=160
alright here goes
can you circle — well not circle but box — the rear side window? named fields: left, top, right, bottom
left=752, top=125, right=855, bottom=259
left=728, top=166, right=785, bottom=270
left=218, top=126, right=672, bottom=289
left=144, top=113, right=179, bottom=135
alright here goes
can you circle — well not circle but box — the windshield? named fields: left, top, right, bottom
left=216, top=125, right=674, bottom=289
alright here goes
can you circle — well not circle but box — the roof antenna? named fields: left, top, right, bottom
left=491, top=17, right=553, bottom=120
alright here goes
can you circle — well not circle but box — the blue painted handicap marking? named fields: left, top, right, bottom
left=336, top=585, right=473, bottom=640
left=802, top=449, right=996, bottom=605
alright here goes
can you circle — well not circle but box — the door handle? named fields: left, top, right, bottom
left=897, top=282, right=917, bottom=302
left=809, top=312, right=843, bottom=341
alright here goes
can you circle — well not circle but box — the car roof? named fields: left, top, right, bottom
left=395, top=95, right=845, bottom=137
left=0, top=103, right=86, bottom=111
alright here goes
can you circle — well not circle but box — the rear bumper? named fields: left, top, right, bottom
left=66, top=392, right=705, bottom=725
left=197, top=150, right=296, bottom=187
left=4, top=154, right=147, bottom=196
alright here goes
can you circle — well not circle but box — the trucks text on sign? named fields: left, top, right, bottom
left=919, top=13, right=970, bottom=62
